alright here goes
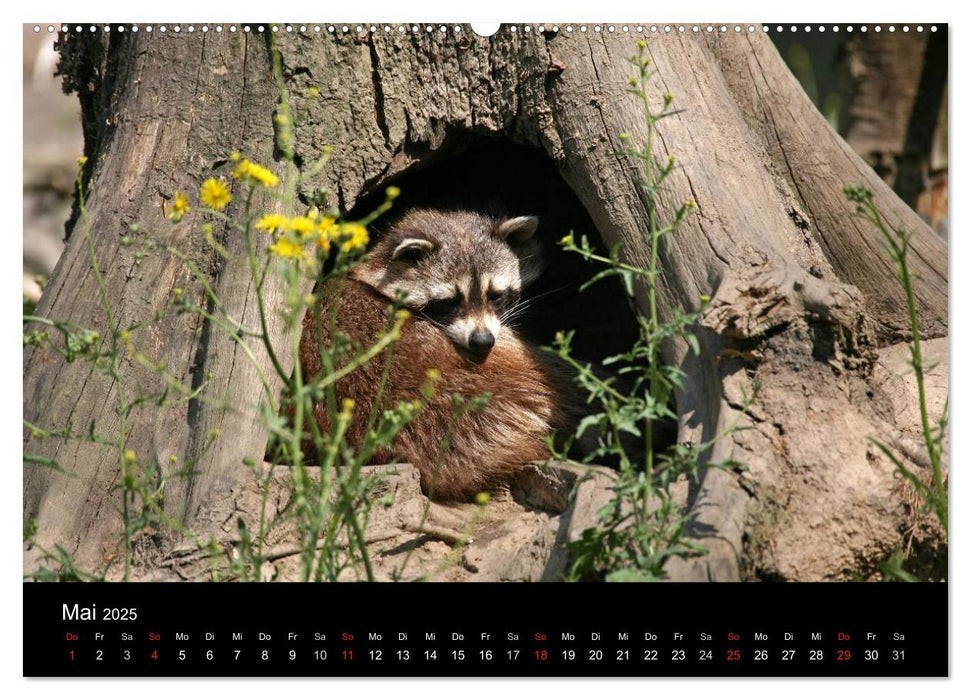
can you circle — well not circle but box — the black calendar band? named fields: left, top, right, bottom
left=23, top=582, right=947, bottom=677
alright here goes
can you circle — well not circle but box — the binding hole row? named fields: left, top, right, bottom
left=32, top=24, right=939, bottom=35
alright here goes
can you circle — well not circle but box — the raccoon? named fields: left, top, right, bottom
left=298, top=208, right=584, bottom=501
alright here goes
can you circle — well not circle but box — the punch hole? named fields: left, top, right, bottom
left=471, top=23, right=500, bottom=37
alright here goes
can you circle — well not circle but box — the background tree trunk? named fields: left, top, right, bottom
left=837, top=29, right=948, bottom=218
left=24, top=25, right=946, bottom=581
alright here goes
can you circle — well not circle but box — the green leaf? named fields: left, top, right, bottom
left=605, top=568, right=659, bottom=582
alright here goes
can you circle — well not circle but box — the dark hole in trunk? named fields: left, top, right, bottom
left=348, top=136, right=640, bottom=365
left=275, top=135, right=679, bottom=465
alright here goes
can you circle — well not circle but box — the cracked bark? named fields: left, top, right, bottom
left=25, top=27, right=946, bottom=581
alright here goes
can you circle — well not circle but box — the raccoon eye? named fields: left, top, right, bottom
left=488, top=289, right=516, bottom=309
left=423, top=296, right=462, bottom=318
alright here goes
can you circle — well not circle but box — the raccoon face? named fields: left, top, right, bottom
left=353, top=209, right=542, bottom=358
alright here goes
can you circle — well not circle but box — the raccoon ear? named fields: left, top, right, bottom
left=495, top=216, right=539, bottom=244
left=391, top=237, right=437, bottom=264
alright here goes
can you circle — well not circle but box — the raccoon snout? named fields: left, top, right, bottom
left=468, top=329, right=495, bottom=355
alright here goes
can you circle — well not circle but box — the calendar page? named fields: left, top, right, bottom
left=21, top=19, right=948, bottom=678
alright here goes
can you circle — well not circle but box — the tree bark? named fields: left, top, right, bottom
left=25, top=25, right=947, bottom=582
left=836, top=30, right=948, bottom=214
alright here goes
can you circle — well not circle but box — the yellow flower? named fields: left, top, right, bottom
left=124, top=449, right=137, bottom=463
left=636, top=39, right=647, bottom=49
left=199, top=178, right=232, bottom=210
left=475, top=492, right=491, bottom=506
left=386, top=185, right=401, bottom=199
left=169, top=191, right=190, bottom=222
left=316, top=232, right=332, bottom=255
left=269, top=237, right=309, bottom=262
left=231, top=158, right=280, bottom=187
left=255, top=214, right=289, bottom=234
left=288, top=216, right=316, bottom=241
left=337, top=222, right=369, bottom=253
left=77, top=156, right=88, bottom=166
left=315, top=214, right=339, bottom=237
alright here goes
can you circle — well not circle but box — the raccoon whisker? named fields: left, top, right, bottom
left=501, top=286, right=568, bottom=320
left=501, top=305, right=533, bottom=322
left=501, top=302, right=539, bottom=324
left=516, top=284, right=572, bottom=308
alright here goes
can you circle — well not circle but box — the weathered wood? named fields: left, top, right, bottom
left=24, top=30, right=283, bottom=570
left=25, top=26, right=947, bottom=582
left=714, top=33, right=947, bottom=341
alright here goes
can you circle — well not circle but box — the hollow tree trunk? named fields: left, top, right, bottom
left=24, top=25, right=947, bottom=581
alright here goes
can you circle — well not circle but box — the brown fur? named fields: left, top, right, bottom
left=299, top=278, right=583, bottom=501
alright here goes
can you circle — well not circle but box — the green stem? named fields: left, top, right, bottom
left=867, top=201, right=946, bottom=533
